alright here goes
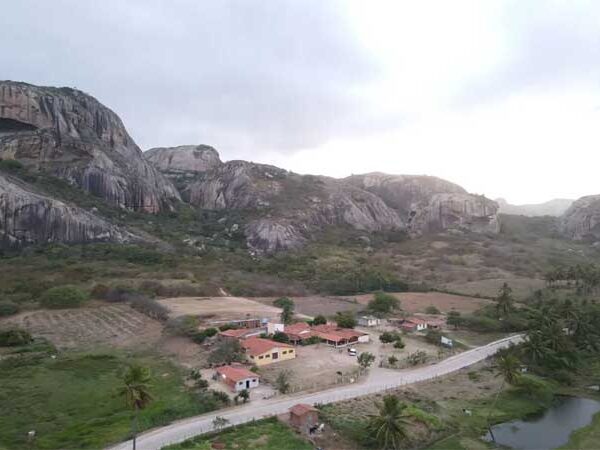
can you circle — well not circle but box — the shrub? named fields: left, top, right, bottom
left=0, top=328, right=33, bottom=347
left=202, top=328, right=218, bottom=338
left=406, top=350, right=428, bottom=366
left=312, top=315, right=327, bottom=326
left=273, top=297, right=294, bottom=309
left=425, top=305, right=441, bottom=315
left=0, top=301, right=19, bottom=317
left=208, top=340, right=245, bottom=365
left=335, top=311, right=357, bottom=329
left=300, top=336, right=322, bottom=346
left=460, top=315, right=503, bottom=332
left=165, top=315, right=200, bottom=337
left=379, top=331, right=402, bottom=344
left=40, top=286, right=89, bottom=309
left=393, top=340, right=405, bottom=349
left=130, top=296, right=169, bottom=321
left=272, top=331, right=290, bottom=343
left=368, top=292, right=400, bottom=315
left=0, top=159, right=24, bottom=172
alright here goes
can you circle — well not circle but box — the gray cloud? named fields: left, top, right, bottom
left=2, top=0, right=389, bottom=156
left=457, top=0, right=600, bottom=106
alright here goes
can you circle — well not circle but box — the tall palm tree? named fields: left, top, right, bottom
left=119, top=365, right=153, bottom=450
left=487, top=354, right=521, bottom=443
left=495, top=283, right=514, bottom=317
left=367, top=395, right=411, bottom=450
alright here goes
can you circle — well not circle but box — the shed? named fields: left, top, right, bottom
left=289, top=403, right=319, bottom=431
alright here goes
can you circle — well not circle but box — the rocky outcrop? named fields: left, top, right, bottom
left=496, top=198, right=573, bottom=217
left=0, top=173, right=131, bottom=248
left=408, top=193, right=500, bottom=234
left=347, top=172, right=499, bottom=235
left=0, top=81, right=180, bottom=212
left=560, top=195, right=600, bottom=240
left=144, top=145, right=222, bottom=177
left=346, top=173, right=466, bottom=215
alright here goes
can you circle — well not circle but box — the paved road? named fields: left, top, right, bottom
left=109, top=334, right=523, bottom=450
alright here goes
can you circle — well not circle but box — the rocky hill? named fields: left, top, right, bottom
left=0, top=81, right=180, bottom=213
left=560, top=195, right=600, bottom=241
left=0, top=81, right=502, bottom=252
left=144, top=146, right=500, bottom=252
left=496, top=198, right=573, bottom=217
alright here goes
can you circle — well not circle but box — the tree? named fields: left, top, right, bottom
left=335, top=311, right=357, bottom=329
left=0, top=328, right=32, bottom=347
left=487, top=354, right=521, bottom=443
left=119, top=366, right=153, bottom=450
left=447, top=310, right=462, bottom=329
left=367, top=395, right=410, bottom=450
left=40, top=285, right=89, bottom=309
left=208, top=340, right=245, bottom=365
left=358, top=352, right=376, bottom=373
left=425, top=305, right=441, bottom=315
left=238, top=389, right=250, bottom=403
left=368, top=292, right=400, bottom=315
left=272, top=331, right=290, bottom=343
left=495, top=283, right=514, bottom=317
left=275, top=370, right=292, bottom=394
left=388, top=355, right=398, bottom=367
left=425, top=329, right=442, bottom=345
left=280, top=304, right=294, bottom=325
left=379, top=331, right=399, bottom=344
left=274, top=297, right=294, bottom=309
left=312, top=315, right=327, bottom=326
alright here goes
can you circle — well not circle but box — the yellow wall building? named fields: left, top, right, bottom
left=241, top=337, right=296, bottom=366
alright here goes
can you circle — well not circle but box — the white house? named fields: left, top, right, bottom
left=358, top=315, right=380, bottom=327
left=216, top=365, right=260, bottom=392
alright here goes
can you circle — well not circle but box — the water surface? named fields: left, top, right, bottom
left=483, top=397, right=600, bottom=450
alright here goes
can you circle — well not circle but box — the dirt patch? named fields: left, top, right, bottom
left=443, top=277, right=545, bottom=299
left=157, top=296, right=283, bottom=324
left=254, top=296, right=364, bottom=318
left=2, top=304, right=163, bottom=350
left=344, top=292, right=491, bottom=314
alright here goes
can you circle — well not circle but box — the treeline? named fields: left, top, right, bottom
left=544, top=263, right=600, bottom=294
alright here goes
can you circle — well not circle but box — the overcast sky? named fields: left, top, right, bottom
left=3, top=1, right=600, bottom=203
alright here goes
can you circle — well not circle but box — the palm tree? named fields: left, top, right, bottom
left=495, top=283, right=514, bottom=317
left=487, top=354, right=521, bottom=443
left=367, top=395, right=411, bottom=450
left=119, top=365, right=153, bottom=450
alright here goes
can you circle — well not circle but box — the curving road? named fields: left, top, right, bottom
left=109, top=334, right=523, bottom=450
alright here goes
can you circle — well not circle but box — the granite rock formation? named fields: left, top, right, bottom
left=560, top=195, right=600, bottom=241
left=0, top=81, right=180, bottom=213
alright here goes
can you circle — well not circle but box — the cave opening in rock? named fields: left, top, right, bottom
left=0, top=118, right=38, bottom=136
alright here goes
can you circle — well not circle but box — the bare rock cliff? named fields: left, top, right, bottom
left=144, top=145, right=222, bottom=177
left=347, top=172, right=499, bottom=235
left=0, top=173, right=131, bottom=248
left=0, top=81, right=180, bottom=212
left=560, top=195, right=600, bottom=240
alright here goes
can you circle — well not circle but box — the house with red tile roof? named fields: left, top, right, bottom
left=216, top=364, right=260, bottom=392
left=218, top=327, right=265, bottom=341
left=240, top=337, right=296, bottom=366
left=311, top=324, right=369, bottom=347
left=283, top=322, right=314, bottom=344
left=399, top=317, right=428, bottom=332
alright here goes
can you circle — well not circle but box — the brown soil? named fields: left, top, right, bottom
left=254, top=295, right=364, bottom=318
left=2, top=304, right=163, bottom=350
left=348, top=292, right=492, bottom=314
left=157, top=296, right=283, bottom=324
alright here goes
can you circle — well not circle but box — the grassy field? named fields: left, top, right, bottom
left=0, top=350, right=221, bottom=450
left=559, top=411, right=600, bottom=449
left=162, top=417, right=313, bottom=450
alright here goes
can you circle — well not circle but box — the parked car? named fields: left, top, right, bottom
left=347, top=347, right=357, bottom=356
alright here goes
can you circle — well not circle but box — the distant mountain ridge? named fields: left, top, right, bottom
left=496, top=198, right=573, bottom=217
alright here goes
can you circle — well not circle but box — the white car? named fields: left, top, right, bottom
left=347, top=348, right=357, bottom=356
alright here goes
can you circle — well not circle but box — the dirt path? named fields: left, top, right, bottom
left=108, top=334, right=523, bottom=450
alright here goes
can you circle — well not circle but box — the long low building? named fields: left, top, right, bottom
left=241, top=337, right=296, bottom=366
left=311, top=324, right=369, bottom=347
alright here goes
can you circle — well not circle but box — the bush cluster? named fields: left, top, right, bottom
left=40, top=286, right=89, bottom=309
left=0, top=328, right=33, bottom=347
left=130, top=297, right=169, bottom=322
left=0, top=301, right=20, bottom=317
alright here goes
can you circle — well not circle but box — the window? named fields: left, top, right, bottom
left=265, top=354, right=270, bottom=358
left=282, top=351, right=287, bottom=355
left=250, top=355, right=255, bottom=359
left=252, top=379, right=257, bottom=382
left=259, top=355, right=264, bottom=359
left=289, top=349, right=294, bottom=354
left=272, top=352, right=279, bottom=360
left=238, top=381, right=243, bottom=385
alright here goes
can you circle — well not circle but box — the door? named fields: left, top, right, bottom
left=272, top=352, right=278, bottom=359
left=246, top=380, right=250, bottom=389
